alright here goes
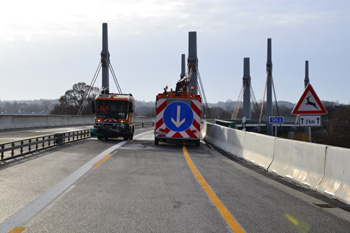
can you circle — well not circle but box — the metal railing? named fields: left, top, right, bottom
left=0, top=130, right=91, bottom=161
left=0, top=123, right=155, bottom=162
left=135, top=122, right=154, bottom=128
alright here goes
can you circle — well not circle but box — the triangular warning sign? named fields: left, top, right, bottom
left=292, top=84, right=327, bottom=115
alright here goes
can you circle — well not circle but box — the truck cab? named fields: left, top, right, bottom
left=92, top=93, right=135, bottom=140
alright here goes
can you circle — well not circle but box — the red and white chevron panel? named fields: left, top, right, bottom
left=104, top=118, right=117, bottom=123
left=155, top=98, right=201, bottom=139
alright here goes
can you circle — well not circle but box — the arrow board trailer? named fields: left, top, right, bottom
left=155, top=92, right=201, bottom=146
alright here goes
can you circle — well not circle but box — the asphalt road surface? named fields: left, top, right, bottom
left=1, top=127, right=350, bottom=233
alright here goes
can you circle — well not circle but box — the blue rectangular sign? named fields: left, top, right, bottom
left=269, top=116, right=284, bottom=124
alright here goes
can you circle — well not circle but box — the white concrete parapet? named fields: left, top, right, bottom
left=243, top=132, right=275, bottom=170
left=268, top=138, right=326, bottom=190
left=201, top=121, right=350, bottom=205
left=0, top=115, right=94, bottom=131
left=317, top=146, right=350, bottom=204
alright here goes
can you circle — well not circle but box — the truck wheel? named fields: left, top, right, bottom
left=195, top=140, right=200, bottom=147
left=123, top=136, right=128, bottom=140
left=154, top=138, right=159, bottom=145
left=129, top=134, right=133, bottom=140
left=97, top=136, right=103, bottom=140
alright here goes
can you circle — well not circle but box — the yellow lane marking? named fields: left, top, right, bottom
left=129, top=140, right=134, bottom=143
left=285, top=213, right=299, bottom=226
left=285, top=213, right=311, bottom=233
left=182, top=145, right=245, bottom=233
left=8, top=227, right=26, bottom=233
left=93, top=154, right=112, bottom=167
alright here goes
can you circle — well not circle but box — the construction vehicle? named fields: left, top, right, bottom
left=90, top=23, right=135, bottom=140
left=92, top=90, right=135, bottom=140
left=154, top=53, right=201, bottom=146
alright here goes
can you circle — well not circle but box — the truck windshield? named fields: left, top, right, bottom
left=96, top=100, right=128, bottom=119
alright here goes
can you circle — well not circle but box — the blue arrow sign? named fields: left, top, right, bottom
left=163, top=102, right=193, bottom=132
left=269, top=116, right=284, bottom=124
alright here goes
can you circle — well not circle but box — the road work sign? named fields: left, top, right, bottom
left=292, top=84, right=327, bottom=115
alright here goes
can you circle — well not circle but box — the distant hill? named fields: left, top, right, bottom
left=208, top=100, right=295, bottom=110
left=277, top=101, right=295, bottom=109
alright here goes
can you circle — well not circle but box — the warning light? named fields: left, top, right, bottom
left=165, top=85, right=168, bottom=89
left=191, top=86, right=194, bottom=90
left=109, top=95, right=114, bottom=98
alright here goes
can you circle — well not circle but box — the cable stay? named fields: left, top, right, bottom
left=231, top=80, right=263, bottom=121
left=250, top=86, right=260, bottom=120
left=109, top=63, right=122, bottom=94
left=184, top=64, right=210, bottom=119
left=258, top=73, right=279, bottom=127
left=258, top=73, right=268, bottom=126
left=272, top=78, right=280, bottom=116
left=231, top=86, right=244, bottom=120
left=77, top=61, right=123, bottom=116
left=197, top=70, right=210, bottom=119
left=77, top=63, right=101, bottom=116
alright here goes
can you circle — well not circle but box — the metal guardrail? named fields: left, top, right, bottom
left=135, top=122, right=154, bottom=128
left=0, top=123, right=155, bottom=162
left=0, top=130, right=91, bottom=161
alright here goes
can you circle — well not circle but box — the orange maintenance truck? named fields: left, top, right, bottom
left=92, top=91, right=135, bottom=140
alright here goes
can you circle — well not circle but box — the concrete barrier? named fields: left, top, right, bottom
left=13, top=115, right=30, bottom=129
left=0, top=115, right=16, bottom=131
left=134, top=117, right=155, bottom=123
left=243, top=132, right=275, bottom=170
left=0, top=115, right=94, bottom=131
left=205, top=123, right=229, bottom=152
left=204, top=122, right=245, bottom=158
left=317, top=146, right=350, bottom=204
left=267, top=138, right=326, bottom=190
left=30, top=116, right=48, bottom=128
left=202, top=122, right=350, bottom=204
left=200, top=121, right=208, bottom=140
left=225, top=127, right=245, bottom=158
left=47, top=116, right=63, bottom=127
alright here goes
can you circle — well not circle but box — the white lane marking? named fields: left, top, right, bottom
left=0, top=130, right=151, bottom=233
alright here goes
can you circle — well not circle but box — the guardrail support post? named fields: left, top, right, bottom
left=1, top=145, right=4, bottom=160
left=54, top=133, right=64, bottom=145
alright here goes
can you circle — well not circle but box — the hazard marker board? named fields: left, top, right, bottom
left=292, top=84, right=327, bottom=115
left=155, top=98, right=201, bottom=139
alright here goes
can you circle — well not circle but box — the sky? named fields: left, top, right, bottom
left=0, top=0, right=349, bottom=104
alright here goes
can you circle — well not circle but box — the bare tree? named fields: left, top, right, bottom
left=50, top=82, right=99, bottom=115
